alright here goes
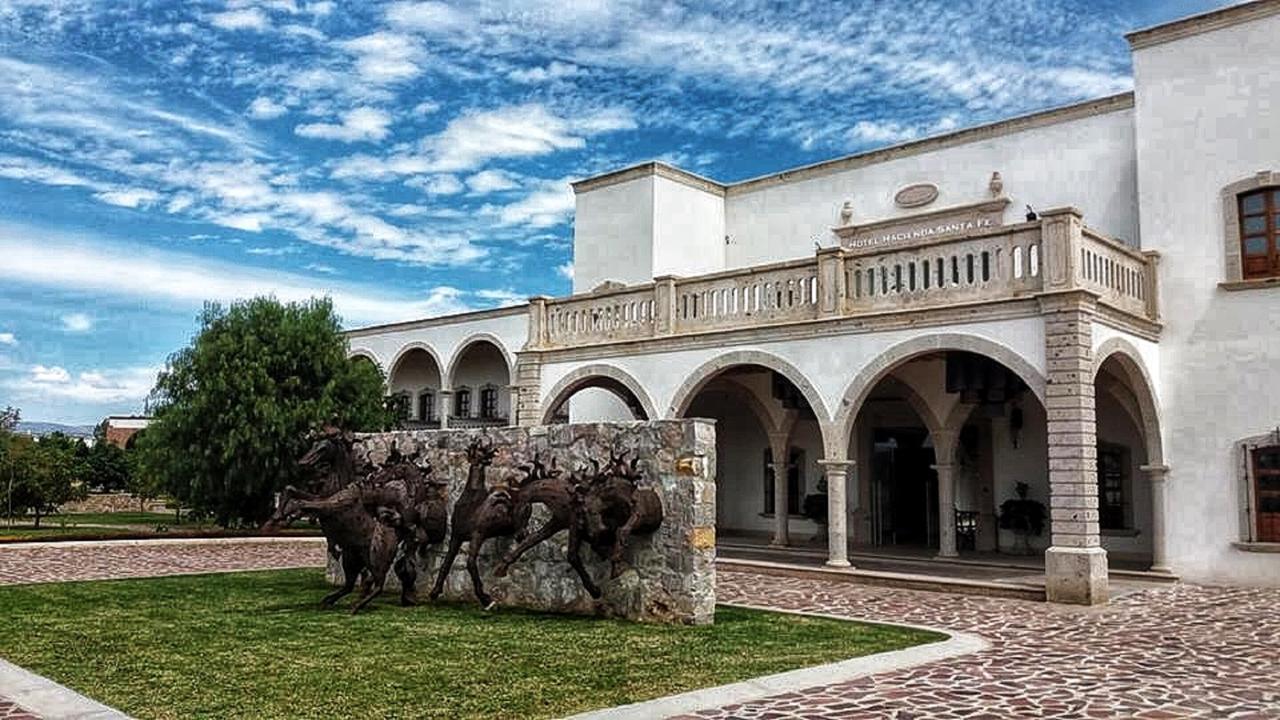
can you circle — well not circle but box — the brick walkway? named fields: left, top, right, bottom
left=0, top=698, right=36, bottom=720
left=0, top=538, right=326, bottom=586
left=1, top=541, right=1277, bottom=719
left=691, top=571, right=1280, bottom=719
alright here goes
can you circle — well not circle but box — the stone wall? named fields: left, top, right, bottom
left=328, top=419, right=717, bottom=624
left=61, top=493, right=169, bottom=514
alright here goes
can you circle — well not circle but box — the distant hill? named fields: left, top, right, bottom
left=14, top=421, right=96, bottom=438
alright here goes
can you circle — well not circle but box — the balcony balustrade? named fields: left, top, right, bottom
left=527, top=207, right=1159, bottom=350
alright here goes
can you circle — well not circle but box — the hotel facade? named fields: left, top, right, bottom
left=344, top=2, right=1280, bottom=604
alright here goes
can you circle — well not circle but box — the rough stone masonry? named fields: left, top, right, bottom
left=327, top=419, right=718, bottom=624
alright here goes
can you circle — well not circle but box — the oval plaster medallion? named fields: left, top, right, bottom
left=894, top=183, right=939, bottom=208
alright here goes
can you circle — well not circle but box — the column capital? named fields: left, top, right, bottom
left=1139, top=464, right=1170, bottom=479
left=930, top=462, right=956, bottom=472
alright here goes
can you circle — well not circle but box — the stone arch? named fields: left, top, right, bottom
left=446, top=333, right=515, bottom=388
left=834, top=333, right=1047, bottom=454
left=1092, top=337, right=1164, bottom=466
left=539, top=364, right=658, bottom=424
left=668, top=350, right=832, bottom=426
left=387, top=342, right=445, bottom=384
left=347, top=347, right=382, bottom=373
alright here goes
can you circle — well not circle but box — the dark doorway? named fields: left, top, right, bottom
left=870, top=428, right=938, bottom=548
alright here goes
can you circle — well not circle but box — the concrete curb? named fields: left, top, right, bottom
left=0, top=660, right=130, bottom=720
left=0, top=536, right=326, bottom=551
left=563, top=603, right=989, bottom=720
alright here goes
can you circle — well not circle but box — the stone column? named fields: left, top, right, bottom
left=768, top=431, right=790, bottom=546
left=934, top=462, right=959, bottom=558
left=1041, top=292, right=1108, bottom=605
left=818, top=459, right=855, bottom=568
left=1140, top=464, right=1172, bottom=574
left=437, top=389, right=452, bottom=430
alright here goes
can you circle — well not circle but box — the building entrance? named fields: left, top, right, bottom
left=869, top=427, right=938, bottom=548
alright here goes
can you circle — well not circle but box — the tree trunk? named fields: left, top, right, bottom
left=33, top=509, right=41, bottom=529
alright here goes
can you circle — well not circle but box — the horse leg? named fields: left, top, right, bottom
left=466, top=533, right=494, bottom=610
left=495, top=519, right=564, bottom=577
left=395, top=545, right=419, bottom=606
left=350, top=574, right=385, bottom=615
left=428, top=536, right=463, bottom=601
left=322, top=552, right=362, bottom=607
left=567, top=524, right=602, bottom=599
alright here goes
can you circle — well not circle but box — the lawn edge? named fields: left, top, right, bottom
left=0, top=536, right=326, bottom=550
left=562, top=602, right=988, bottom=720
left=0, top=659, right=131, bottom=720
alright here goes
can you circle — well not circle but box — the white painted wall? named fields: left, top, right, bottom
left=651, top=175, right=725, bottom=278
left=1132, top=12, right=1280, bottom=585
left=724, top=109, right=1138, bottom=269
left=572, top=176, right=654, bottom=292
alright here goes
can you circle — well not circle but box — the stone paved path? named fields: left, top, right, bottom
left=2, top=541, right=1277, bottom=719
left=0, top=538, right=326, bottom=586
left=687, top=571, right=1280, bottom=719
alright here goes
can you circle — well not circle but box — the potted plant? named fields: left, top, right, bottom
left=998, top=481, right=1046, bottom=555
left=801, top=478, right=828, bottom=545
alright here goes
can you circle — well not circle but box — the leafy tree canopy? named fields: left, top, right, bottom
left=139, top=297, right=391, bottom=526
left=1, top=429, right=89, bottom=526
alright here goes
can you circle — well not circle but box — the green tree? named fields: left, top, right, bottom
left=140, top=297, right=391, bottom=526
left=1, top=406, right=19, bottom=525
left=5, top=433, right=89, bottom=527
left=86, top=422, right=132, bottom=493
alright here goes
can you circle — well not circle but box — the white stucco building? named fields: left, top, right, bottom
left=346, top=1, right=1280, bottom=603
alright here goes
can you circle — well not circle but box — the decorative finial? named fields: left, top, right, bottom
left=838, top=201, right=853, bottom=225
left=988, top=171, right=1003, bottom=197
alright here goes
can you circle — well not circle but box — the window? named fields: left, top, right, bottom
left=454, top=388, right=471, bottom=418
left=479, top=386, right=499, bottom=420
left=1252, top=446, right=1280, bottom=543
left=1097, top=444, right=1129, bottom=531
left=762, top=447, right=803, bottom=515
left=417, top=391, right=435, bottom=423
left=1238, top=189, right=1280, bottom=280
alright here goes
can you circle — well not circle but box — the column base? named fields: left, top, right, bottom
left=1044, top=546, right=1109, bottom=605
left=934, top=551, right=960, bottom=560
left=769, top=538, right=791, bottom=548
left=824, top=559, right=852, bottom=569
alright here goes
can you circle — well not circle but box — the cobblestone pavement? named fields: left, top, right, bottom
left=685, top=571, right=1280, bottom=719
left=0, top=698, right=36, bottom=720
left=0, top=538, right=326, bottom=585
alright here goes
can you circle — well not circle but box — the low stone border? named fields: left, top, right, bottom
left=0, top=660, right=129, bottom=720
left=564, top=603, right=988, bottom=720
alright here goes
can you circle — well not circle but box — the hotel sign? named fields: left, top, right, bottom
left=834, top=198, right=1010, bottom=256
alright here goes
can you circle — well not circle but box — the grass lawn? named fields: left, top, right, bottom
left=0, top=569, right=943, bottom=719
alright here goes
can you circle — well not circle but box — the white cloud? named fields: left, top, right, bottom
left=411, top=100, right=440, bottom=116
left=0, top=332, right=16, bottom=346
left=465, top=169, right=520, bottom=194
left=407, top=174, right=463, bottom=195
left=210, top=8, right=270, bottom=31
left=491, top=177, right=574, bottom=228
left=0, top=156, right=106, bottom=190
left=508, top=61, right=582, bottom=84
left=472, top=288, right=524, bottom=306
left=19, top=364, right=160, bottom=404
left=556, top=261, right=573, bottom=281
left=385, top=2, right=472, bottom=33
left=94, top=188, right=161, bottom=208
left=295, top=107, right=393, bottom=142
left=31, top=365, right=71, bottom=383
left=246, top=245, right=301, bottom=256
left=305, top=263, right=337, bottom=274
left=248, top=97, right=289, bottom=120
left=339, top=32, right=424, bottom=84
left=0, top=223, right=476, bottom=326
left=424, top=103, right=635, bottom=173
left=61, top=313, right=93, bottom=332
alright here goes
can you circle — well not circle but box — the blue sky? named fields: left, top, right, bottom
left=0, top=0, right=1228, bottom=425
